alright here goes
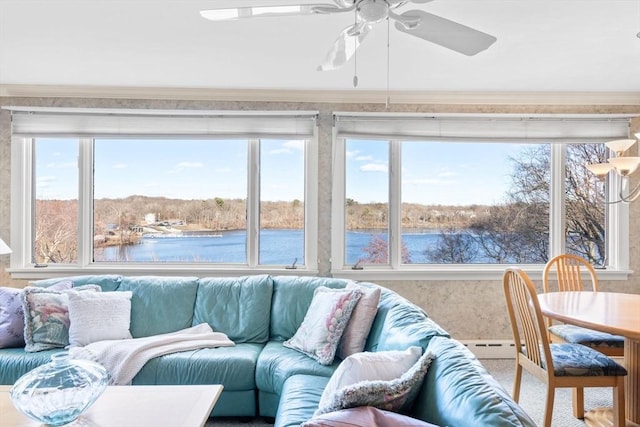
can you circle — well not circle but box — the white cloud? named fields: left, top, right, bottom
left=269, top=140, right=304, bottom=155
left=360, top=163, right=388, bottom=173
left=36, top=176, right=58, bottom=189
left=169, top=161, right=204, bottom=173
left=283, top=140, right=304, bottom=151
left=346, top=150, right=359, bottom=158
left=112, top=163, right=127, bottom=169
left=270, top=148, right=291, bottom=154
left=437, top=170, right=457, bottom=178
left=355, top=155, right=373, bottom=161
left=46, top=161, right=76, bottom=169
left=404, top=178, right=455, bottom=185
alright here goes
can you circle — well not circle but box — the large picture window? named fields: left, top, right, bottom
left=332, top=113, right=631, bottom=277
left=11, top=108, right=317, bottom=274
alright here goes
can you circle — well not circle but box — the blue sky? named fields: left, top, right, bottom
left=346, top=139, right=524, bottom=205
left=36, top=137, right=523, bottom=205
left=35, top=138, right=305, bottom=202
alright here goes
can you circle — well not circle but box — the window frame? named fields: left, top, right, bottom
left=9, top=109, right=319, bottom=278
left=331, top=116, right=632, bottom=281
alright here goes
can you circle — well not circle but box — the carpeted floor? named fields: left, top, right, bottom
left=207, top=358, right=617, bottom=427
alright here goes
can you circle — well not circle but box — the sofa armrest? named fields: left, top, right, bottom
left=410, top=336, right=536, bottom=427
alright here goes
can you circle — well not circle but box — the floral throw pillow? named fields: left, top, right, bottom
left=315, top=350, right=435, bottom=416
left=284, top=287, right=362, bottom=365
left=21, top=284, right=100, bottom=352
left=0, top=281, right=73, bottom=349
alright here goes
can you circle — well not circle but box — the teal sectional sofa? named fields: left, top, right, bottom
left=0, top=274, right=536, bottom=427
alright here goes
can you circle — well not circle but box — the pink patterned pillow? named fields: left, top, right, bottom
left=284, top=287, right=362, bottom=365
left=337, top=283, right=381, bottom=360
left=302, top=406, right=438, bottom=427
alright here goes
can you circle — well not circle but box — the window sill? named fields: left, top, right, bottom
left=331, top=266, right=633, bottom=282
left=8, top=265, right=319, bottom=281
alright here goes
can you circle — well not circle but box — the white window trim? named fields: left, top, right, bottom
left=331, top=113, right=633, bottom=281
left=8, top=108, right=319, bottom=279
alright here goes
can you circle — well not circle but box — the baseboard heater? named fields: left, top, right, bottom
left=460, top=340, right=517, bottom=359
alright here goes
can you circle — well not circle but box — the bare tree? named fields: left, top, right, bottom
left=34, top=200, right=78, bottom=263
left=424, top=228, right=478, bottom=263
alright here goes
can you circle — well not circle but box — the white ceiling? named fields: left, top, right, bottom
left=1, top=0, right=640, bottom=94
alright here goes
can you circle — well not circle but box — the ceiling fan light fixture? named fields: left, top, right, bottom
left=357, top=0, right=389, bottom=23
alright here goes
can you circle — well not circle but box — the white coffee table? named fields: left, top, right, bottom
left=0, top=384, right=223, bottom=427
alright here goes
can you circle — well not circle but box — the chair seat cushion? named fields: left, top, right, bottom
left=549, top=324, right=624, bottom=348
left=548, top=343, right=627, bottom=377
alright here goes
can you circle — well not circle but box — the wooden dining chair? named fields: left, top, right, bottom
left=503, top=268, right=627, bottom=427
left=543, top=254, right=624, bottom=357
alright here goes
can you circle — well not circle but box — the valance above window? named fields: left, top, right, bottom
left=334, top=113, right=634, bottom=143
left=5, top=107, right=318, bottom=139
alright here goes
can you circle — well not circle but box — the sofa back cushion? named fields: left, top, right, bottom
left=269, top=276, right=351, bottom=341
left=32, top=275, right=123, bottom=292
left=117, top=276, right=199, bottom=338
left=193, top=275, right=273, bottom=343
left=365, top=287, right=449, bottom=352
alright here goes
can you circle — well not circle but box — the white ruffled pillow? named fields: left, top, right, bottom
left=284, top=286, right=362, bottom=365
left=67, top=291, right=133, bottom=347
left=318, top=346, right=422, bottom=411
left=316, top=349, right=435, bottom=416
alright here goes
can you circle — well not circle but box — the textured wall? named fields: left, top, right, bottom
left=1, top=95, right=639, bottom=340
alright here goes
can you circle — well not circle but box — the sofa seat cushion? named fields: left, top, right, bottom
left=256, top=341, right=338, bottom=396
left=117, top=276, right=199, bottom=338
left=0, top=348, right=60, bottom=384
left=411, top=336, right=536, bottom=427
left=193, top=275, right=273, bottom=344
left=132, top=343, right=263, bottom=390
left=275, top=374, right=329, bottom=427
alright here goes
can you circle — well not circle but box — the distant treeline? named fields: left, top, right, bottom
left=38, top=195, right=491, bottom=235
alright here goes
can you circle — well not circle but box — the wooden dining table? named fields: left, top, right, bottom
left=538, top=291, right=640, bottom=427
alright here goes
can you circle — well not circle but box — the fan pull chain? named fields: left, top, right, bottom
left=637, top=0, right=640, bottom=38
left=353, top=9, right=359, bottom=88
left=353, top=50, right=358, bottom=87
left=386, top=15, right=390, bottom=109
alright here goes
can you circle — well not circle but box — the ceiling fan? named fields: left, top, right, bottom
left=200, top=0, right=497, bottom=72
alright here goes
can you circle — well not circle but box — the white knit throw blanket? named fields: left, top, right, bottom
left=69, top=323, right=235, bottom=385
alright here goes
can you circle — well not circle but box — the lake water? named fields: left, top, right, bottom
left=99, top=228, right=481, bottom=265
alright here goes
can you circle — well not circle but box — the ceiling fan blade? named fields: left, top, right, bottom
left=200, top=4, right=336, bottom=21
left=317, top=22, right=374, bottom=71
left=394, top=10, right=496, bottom=56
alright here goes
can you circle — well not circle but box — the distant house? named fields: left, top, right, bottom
left=144, top=213, right=156, bottom=224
